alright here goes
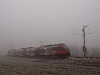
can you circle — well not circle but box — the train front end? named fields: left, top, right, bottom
left=56, top=44, right=70, bottom=58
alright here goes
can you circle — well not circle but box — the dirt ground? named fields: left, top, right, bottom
left=0, top=56, right=100, bottom=75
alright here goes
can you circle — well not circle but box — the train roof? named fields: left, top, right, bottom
left=21, top=48, right=27, bottom=49
left=27, top=47, right=34, bottom=48
left=44, top=43, right=66, bottom=47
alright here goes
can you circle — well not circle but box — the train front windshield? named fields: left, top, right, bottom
left=64, top=46, right=70, bottom=50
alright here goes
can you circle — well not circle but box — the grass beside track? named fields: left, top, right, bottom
left=0, top=56, right=100, bottom=75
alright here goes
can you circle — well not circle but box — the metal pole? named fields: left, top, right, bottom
left=82, top=25, right=87, bottom=57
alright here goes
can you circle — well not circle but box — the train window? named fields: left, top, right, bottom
left=46, top=47, right=51, bottom=50
left=58, top=47, right=65, bottom=50
left=52, top=47, right=58, bottom=51
left=44, top=47, right=47, bottom=50
left=33, top=49, right=35, bottom=52
left=64, top=46, right=69, bottom=50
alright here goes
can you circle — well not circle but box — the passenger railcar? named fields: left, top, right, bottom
left=27, top=47, right=35, bottom=56
left=8, top=49, right=17, bottom=56
left=18, top=48, right=27, bottom=57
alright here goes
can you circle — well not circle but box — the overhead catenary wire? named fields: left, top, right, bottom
left=74, top=29, right=82, bottom=34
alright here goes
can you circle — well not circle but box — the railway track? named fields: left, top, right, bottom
left=31, top=57, right=100, bottom=67
left=7, top=55, right=100, bottom=67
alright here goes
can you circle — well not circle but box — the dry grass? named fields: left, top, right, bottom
left=0, top=56, right=100, bottom=75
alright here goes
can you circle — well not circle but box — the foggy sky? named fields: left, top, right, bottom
left=0, top=0, right=100, bottom=55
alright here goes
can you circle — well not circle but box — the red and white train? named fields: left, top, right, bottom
left=8, top=43, right=70, bottom=58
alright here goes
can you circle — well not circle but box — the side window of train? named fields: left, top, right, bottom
left=44, top=47, right=47, bottom=52
left=47, top=47, right=51, bottom=51
left=58, top=47, right=65, bottom=50
left=33, top=50, right=35, bottom=53
left=52, top=47, right=57, bottom=51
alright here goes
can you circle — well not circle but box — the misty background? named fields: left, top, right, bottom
left=0, top=0, right=100, bottom=56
